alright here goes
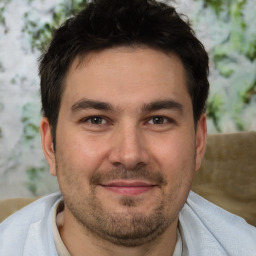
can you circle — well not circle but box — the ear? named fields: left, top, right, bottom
left=40, top=117, right=57, bottom=176
left=195, top=114, right=207, bottom=171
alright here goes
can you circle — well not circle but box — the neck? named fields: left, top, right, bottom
left=58, top=208, right=178, bottom=256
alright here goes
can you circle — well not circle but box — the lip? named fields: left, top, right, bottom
left=100, top=180, right=157, bottom=196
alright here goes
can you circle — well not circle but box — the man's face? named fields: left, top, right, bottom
left=41, top=47, right=206, bottom=246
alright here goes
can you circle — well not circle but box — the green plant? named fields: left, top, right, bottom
left=26, top=167, right=45, bottom=195
left=207, top=93, right=223, bottom=132
left=23, top=0, right=88, bottom=52
left=21, top=102, right=40, bottom=146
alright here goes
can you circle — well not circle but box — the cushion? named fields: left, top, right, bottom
left=192, top=132, right=256, bottom=226
left=0, top=198, right=36, bottom=222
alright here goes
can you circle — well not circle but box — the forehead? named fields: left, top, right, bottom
left=61, top=46, right=191, bottom=112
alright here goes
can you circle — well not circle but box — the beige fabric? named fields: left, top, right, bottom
left=1, top=132, right=255, bottom=226
left=0, top=197, right=36, bottom=222
left=192, top=131, right=256, bottom=226
left=53, top=200, right=71, bottom=256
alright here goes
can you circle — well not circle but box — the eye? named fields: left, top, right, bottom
left=84, top=116, right=107, bottom=125
left=148, top=116, right=169, bottom=125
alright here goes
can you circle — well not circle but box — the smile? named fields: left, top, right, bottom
left=100, top=181, right=157, bottom=196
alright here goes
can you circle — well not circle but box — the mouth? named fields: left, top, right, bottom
left=99, top=180, right=157, bottom=196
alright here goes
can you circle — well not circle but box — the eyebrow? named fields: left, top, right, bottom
left=71, top=98, right=113, bottom=112
left=71, top=98, right=183, bottom=114
left=142, top=100, right=183, bottom=113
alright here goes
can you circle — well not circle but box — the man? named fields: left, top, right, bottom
left=0, top=0, right=255, bottom=255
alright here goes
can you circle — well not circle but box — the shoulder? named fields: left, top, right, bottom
left=0, top=192, right=62, bottom=256
left=0, top=192, right=62, bottom=228
left=179, top=191, right=256, bottom=256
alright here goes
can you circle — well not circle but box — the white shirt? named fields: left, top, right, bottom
left=0, top=191, right=255, bottom=256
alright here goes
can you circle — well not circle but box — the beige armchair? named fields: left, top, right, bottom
left=192, top=132, right=256, bottom=226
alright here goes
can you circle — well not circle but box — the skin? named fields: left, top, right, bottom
left=41, top=46, right=207, bottom=256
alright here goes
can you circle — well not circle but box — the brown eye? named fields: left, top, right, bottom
left=150, top=116, right=166, bottom=124
left=87, top=116, right=106, bottom=125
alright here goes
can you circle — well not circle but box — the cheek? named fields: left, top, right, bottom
left=56, top=131, right=109, bottom=176
left=151, top=133, right=196, bottom=170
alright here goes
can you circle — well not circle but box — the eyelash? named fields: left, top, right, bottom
left=147, top=116, right=174, bottom=125
left=80, top=115, right=175, bottom=126
left=81, top=116, right=109, bottom=125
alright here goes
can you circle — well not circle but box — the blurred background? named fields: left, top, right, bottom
left=0, top=0, right=255, bottom=199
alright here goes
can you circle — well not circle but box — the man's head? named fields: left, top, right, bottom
left=40, top=0, right=209, bottom=251
left=39, top=0, right=209, bottom=147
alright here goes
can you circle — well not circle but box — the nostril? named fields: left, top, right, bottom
left=135, top=162, right=147, bottom=168
left=112, top=162, right=122, bottom=167
left=114, top=161, right=148, bottom=171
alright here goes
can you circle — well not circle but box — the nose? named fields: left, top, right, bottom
left=108, top=124, right=150, bottom=169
